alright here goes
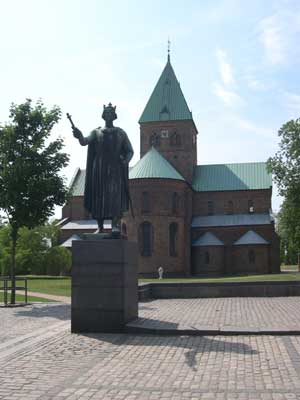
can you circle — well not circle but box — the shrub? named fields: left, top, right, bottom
left=44, top=247, right=71, bottom=276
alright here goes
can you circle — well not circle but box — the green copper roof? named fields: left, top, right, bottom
left=192, top=162, right=272, bottom=192
left=69, top=168, right=86, bottom=196
left=129, top=147, right=185, bottom=181
left=139, top=58, right=193, bottom=123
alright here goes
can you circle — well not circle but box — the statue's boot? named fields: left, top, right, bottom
left=95, top=219, right=104, bottom=234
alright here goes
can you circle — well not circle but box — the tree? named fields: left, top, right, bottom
left=0, top=99, right=69, bottom=303
left=44, top=246, right=71, bottom=276
left=267, top=118, right=300, bottom=196
left=276, top=195, right=300, bottom=265
left=268, top=118, right=300, bottom=265
left=0, top=225, right=11, bottom=276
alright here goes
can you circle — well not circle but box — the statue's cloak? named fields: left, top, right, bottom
left=83, top=127, right=133, bottom=221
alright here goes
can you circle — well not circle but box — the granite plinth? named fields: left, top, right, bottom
left=71, top=239, right=138, bottom=333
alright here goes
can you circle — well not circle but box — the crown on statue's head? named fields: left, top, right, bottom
left=102, top=102, right=117, bottom=121
left=103, top=103, right=116, bottom=112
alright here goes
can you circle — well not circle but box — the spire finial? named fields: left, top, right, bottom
left=167, top=38, right=170, bottom=62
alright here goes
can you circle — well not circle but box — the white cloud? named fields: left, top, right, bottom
left=216, top=48, right=236, bottom=87
left=213, top=48, right=243, bottom=107
left=212, top=82, right=244, bottom=107
left=259, top=8, right=300, bottom=66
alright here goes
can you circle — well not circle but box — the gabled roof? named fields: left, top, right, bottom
left=192, top=232, right=224, bottom=247
left=61, top=220, right=98, bottom=230
left=129, top=147, right=185, bottom=181
left=191, top=213, right=273, bottom=228
left=234, top=230, right=269, bottom=245
left=60, top=234, right=81, bottom=248
left=139, top=58, right=193, bottom=123
left=193, top=162, right=272, bottom=192
left=70, top=168, right=86, bottom=196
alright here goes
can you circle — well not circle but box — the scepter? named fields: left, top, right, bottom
left=66, top=113, right=76, bottom=129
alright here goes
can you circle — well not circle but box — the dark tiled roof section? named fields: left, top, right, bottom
left=191, top=213, right=273, bottom=228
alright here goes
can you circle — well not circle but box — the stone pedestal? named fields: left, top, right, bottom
left=71, top=239, right=138, bottom=333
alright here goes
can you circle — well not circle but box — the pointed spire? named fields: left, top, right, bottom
left=139, top=44, right=193, bottom=123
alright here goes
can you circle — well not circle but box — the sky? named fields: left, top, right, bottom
left=1, top=0, right=300, bottom=218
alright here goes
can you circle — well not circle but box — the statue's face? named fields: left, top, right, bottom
left=103, top=110, right=117, bottom=123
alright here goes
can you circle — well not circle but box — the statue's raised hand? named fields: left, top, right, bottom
left=73, top=127, right=82, bottom=139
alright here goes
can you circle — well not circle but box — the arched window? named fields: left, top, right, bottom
left=169, top=223, right=178, bottom=257
left=227, top=200, right=233, bottom=215
left=172, top=192, right=178, bottom=214
left=248, top=200, right=254, bottom=213
left=121, top=223, right=127, bottom=236
left=170, top=132, right=181, bottom=146
left=139, top=222, right=153, bottom=257
left=208, top=201, right=214, bottom=216
left=248, top=249, right=255, bottom=263
left=141, top=192, right=150, bottom=213
left=149, top=133, right=160, bottom=147
left=205, top=251, right=210, bottom=264
left=175, top=133, right=181, bottom=146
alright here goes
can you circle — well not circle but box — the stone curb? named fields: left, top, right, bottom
left=125, top=323, right=300, bottom=336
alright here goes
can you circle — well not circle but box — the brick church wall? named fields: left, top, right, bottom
left=140, top=120, right=197, bottom=183
left=123, top=178, right=193, bottom=276
left=192, top=225, right=280, bottom=274
left=232, top=245, right=270, bottom=274
left=62, top=196, right=88, bottom=220
left=192, top=189, right=272, bottom=216
left=192, top=246, right=225, bottom=275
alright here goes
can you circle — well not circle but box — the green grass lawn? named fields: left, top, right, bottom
left=9, top=271, right=299, bottom=299
left=140, top=272, right=300, bottom=283
left=26, top=276, right=71, bottom=297
left=0, top=291, right=54, bottom=304
left=281, top=265, right=299, bottom=272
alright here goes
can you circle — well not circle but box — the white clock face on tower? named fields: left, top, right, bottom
left=161, top=129, right=169, bottom=138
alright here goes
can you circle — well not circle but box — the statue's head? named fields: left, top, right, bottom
left=102, top=103, right=117, bottom=122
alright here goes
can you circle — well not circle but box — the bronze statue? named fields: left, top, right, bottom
left=67, top=104, right=134, bottom=234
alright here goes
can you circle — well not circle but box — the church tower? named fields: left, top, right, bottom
left=139, top=53, right=198, bottom=183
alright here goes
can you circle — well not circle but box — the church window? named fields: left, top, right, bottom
left=141, top=192, right=150, bottom=214
left=160, top=106, right=170, bottom=121
left=192, top=135, right=196, bottom=146
left=172, top=192, right=178, bottom=214
left=248, top=249, right=255, bottom=263
left=161, top=129, right=169, bottom=138
left=139, top=222, right=153, bottom=257
left=170, top=132, right=181, bottom=146
left=227, top=200, right=233, bottom=215
left=248, top=200, right=254, bottom=213
left=205, top=251, right=210, bottom=264
left=169, top=223, right=178, bottom=257
left=208, top=201, right=214, bottom=216
left=149, top=133, right=160, bottom=147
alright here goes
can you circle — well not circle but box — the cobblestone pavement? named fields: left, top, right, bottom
left=128, top=298, right=300, bottom=333
left=0, top=303, right=69, bottom=344
left=1, top=302, right=300, bottom=399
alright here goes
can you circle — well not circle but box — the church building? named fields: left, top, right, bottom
left=60, top=54, right=280, bottom=277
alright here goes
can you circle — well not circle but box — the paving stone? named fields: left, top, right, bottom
left=131, top=297, right=300, bottom=333
left=0, top=301, right=300, bottom=399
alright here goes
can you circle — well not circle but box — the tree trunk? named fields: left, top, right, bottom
left=10, top=228, right=17, bottom=305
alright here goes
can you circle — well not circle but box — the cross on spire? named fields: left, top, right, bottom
left=167, top=38, right=170, bottom=62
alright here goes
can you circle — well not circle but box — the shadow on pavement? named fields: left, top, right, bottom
left=82, top=330, right=259, bottom=371
left=14, top=303, right=70, bottom=321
